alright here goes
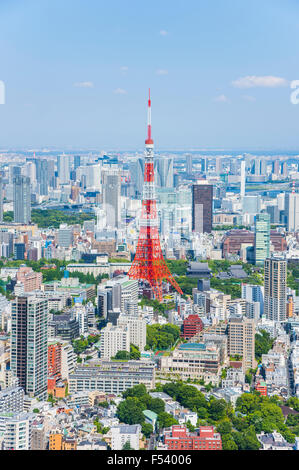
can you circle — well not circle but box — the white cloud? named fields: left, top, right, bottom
left=159, top=30, right=168, bottom=36
left=232, top=75, right=288, bottom=88
left=213, top=94, right=230, bottom=103
left=114, top=88, right=127, bottom=95
left=120, top=66, right=128, bottom=73
left=242, top=95, right=256, bottom=102
left=156, top=69, right=168, bottom=75
left=73, top=81, right=94, bottom=88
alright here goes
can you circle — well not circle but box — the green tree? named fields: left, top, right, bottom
left=122, top=441, right=133, bottom=450
left=141, top=422, right=153, bottom=438
left=117, top=397, right=145, bottom=425
left=157, top=412, right=178, bottom=429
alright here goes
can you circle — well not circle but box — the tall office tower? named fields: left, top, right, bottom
left=11, top=166, right=21, bottom=183
left=74, top=155, right=81, bottom=170
left=200, top=158, right=206, bottom=173
left=38, top=160, right=48, bottom=196
left=260, top=159, right=267, bottom=175
left=215, top=157, right=222, bottom=174
left=281, top=162, right=288, bottom=178
left=240, top=160, right=246, bottom=198
left=13, top=176, right=31, bottom=224
left=273, top=159, right=280, bottom=176
left=128, top=90, right=183, bottom=302
left=285, top=192, right=299, bottom=232
left=57, top=154, right=70, bottom=184
left=129, top=158, right=145, bottom=196
left=264, top=258, right=287, bottom=322
left=228, top=317, right=257, bottom=371
left=186, top=154, right=193, bottom=174
left=252, top=158, right=261, bottom=175
left=47, top=160, right=55, bottom=188
left=254, top=213, right=270, bottom=266
left=24, top=161, right=36, bottom=184
left=11, top=295, right=48, bottom=400
left=192, top=184, right=213, bottom=234
left=155, top=157, right=174, bottom=187
left=0, top=177, right=3, bottom=222
left=102, top=172, right=121, bottom=228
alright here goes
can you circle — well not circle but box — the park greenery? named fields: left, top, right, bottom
left=145, top=324, right=181, bottom=351
left=4, top=209, right=96, bottom=229
left=164, top=259, right=263, bottom=298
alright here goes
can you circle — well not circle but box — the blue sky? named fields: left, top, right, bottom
left=0, top=0, right=299, bottom=150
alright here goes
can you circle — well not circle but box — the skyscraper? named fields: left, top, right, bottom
left=11, top=295, right=48, bottom=400
left=192, top=184, right=213, bottom=234
left=57, top=154, right=70, bottom=185
left=102, top=172, right=121, bottom=228
left=240, top=160, right=246, bottom=198
left=155, top=157, right=174, bottom=187
left=254, top=213, right=270, bottom=266
left=74, top=155, right=81, bottom=170
left=285, top=192, right=299, bottom=232
left=186, top=154, right=193, bottom=174
left=39, top=160, right=48, bottom=196
left=13, top=176, right=31, bottom=224
left=264, top=258, right=287, bottom=322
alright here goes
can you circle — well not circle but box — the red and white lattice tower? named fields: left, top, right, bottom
left=128, top=90, right=183, bottom=302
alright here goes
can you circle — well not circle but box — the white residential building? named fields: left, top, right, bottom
left=117, top=314, right=146, bottom=351
left=100, top=323, right=130, bottom=359
left=110, top=424, right=141, bottom=450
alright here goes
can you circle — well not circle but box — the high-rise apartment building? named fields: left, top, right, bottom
left=0, top=412, right=34, bottom=450
left=254, top=213, right=270, bottom=266
left=228, top=317, right=256, bottom=371
left=192, top=184, right=213, bottom=234
left=13, top=176, right=31, bottom=224
left=264, top=257, right=287, bottom=322
left=285, top=192, right=299, bottom=232
left=10, top=295, right=48, bottom=400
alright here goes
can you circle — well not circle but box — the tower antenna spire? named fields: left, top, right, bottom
left=145, top=88, right=153, bottom=145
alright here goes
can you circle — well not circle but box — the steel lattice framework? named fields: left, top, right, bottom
left=128, top=90, right=183, bottom=302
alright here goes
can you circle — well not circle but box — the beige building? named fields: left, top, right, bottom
left=159, top=342, right=223, bottom=385
left=228, top=317, right=257, bottom=371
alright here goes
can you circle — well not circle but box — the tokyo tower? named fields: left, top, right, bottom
left=128, top=90, right=183, bottom=302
